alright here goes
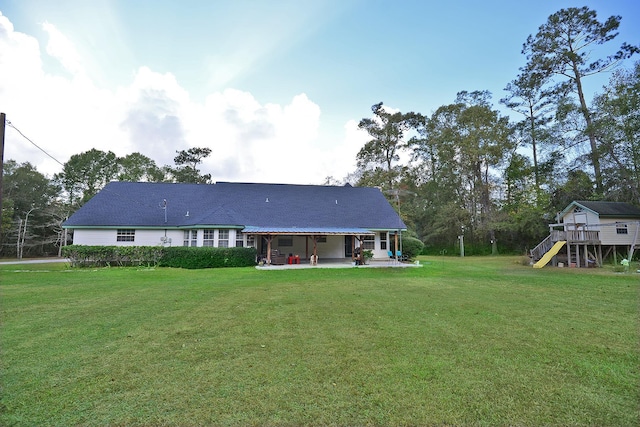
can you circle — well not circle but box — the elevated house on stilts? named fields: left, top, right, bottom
left=531, top=201, right=640, bottom=268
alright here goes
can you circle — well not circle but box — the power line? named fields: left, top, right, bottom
left=6, top=120, right=65, bottom=167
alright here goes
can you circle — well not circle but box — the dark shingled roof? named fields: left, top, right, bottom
left=570, top=200, right=640, bottom=218
left=63, top=181, right=407, bottom=231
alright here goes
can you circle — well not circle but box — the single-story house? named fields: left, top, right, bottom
left=531, top=200, right=640, bottom=268
left=62, top=181, right=407, bottom=264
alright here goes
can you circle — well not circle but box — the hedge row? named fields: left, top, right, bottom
left=159, top=246, right=257, bottom=269
left=62, top=245, right=257, bottom=269
left=62, top=246, right=165, bottom=268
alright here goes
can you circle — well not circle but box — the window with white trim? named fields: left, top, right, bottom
left=203, top=230, right=215, bottom=246
left=183, top=230, right=197, bottom=246
left=117, top=229, right=135, bottom=242
left=246, top=234, right=255, bottom=248
left=218, top=230, right=229, bottom=247
left=616, top=223, right=628, bottom=234
left=235, top=231, right=244, bottom=247
left=380, top=232, right=387, bottom=250
left=362, top=235, right=375, bottom=250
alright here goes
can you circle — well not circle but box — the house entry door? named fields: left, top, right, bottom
left=344, top=236, right=353, bottom=258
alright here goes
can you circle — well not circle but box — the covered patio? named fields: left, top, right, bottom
left=243, top=226, right=405, bottom=267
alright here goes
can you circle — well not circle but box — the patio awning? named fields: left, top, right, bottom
left=242, top=226, right=376, bottom=235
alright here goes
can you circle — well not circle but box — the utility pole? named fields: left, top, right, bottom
left=0, top=112, right=5, bottom=231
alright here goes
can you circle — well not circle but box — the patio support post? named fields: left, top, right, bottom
left=355, top=235, right=364, bottom=264
left=395, top=232, right=399, bottom=261
left=266, top=235, right=273, bottom=264
left=313, top=236, right=317, bottom=258
left=351, top=235, right=356, bottom=262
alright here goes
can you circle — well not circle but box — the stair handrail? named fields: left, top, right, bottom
left=531, top=234, right=553, bottom=260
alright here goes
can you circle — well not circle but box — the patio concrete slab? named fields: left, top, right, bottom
left=256, top=259, right=422, bottom=270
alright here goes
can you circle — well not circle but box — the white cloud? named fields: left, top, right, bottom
left=42, top=21, right=84, bottom=76
left=0, top=13, right=362, bottom=185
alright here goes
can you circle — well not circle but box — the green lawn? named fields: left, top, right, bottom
left=1, top=257, right=638, bottom=426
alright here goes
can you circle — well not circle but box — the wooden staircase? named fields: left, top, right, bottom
left=530, top=233, right=557, bottom=262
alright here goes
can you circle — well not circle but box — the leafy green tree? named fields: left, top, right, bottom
left=55, top=149, right=119, bottom=206
left=501, top=66, right=555, bottom=199
left=168, top=147, right=212, bottom=183
left=454, top=91, right=514, bottom=254
left=117, top=152, right=166, bottom=182
left=522, top=6, right=639, bottom=193
left=1, top=160, right=63, bottom=257
left=411, top=91, right=514, bottom=253
left=550, top=169, right=596, bottom=213
left=356, top=102, right=420, bottom=189
left=591, top=62, right=640, bottom=204
left=3, top=160, right=59, bottom=216
left=502, top=152, right=535, bottom=210
left=497, top=152, right=551, bottom=253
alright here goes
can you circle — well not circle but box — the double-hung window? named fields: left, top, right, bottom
left=235, top=231, right=244, bottom=247
left=183, top=230, right=197, bottom=246
left=616, top=223, right=628, bottom=235
left=203, top=230, right=215, bottom=246
left=362, top=235, right=375, bottom=250
left=218, top=230, right=229, bottom=247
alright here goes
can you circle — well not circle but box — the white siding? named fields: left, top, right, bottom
left=598, top=219, right=640, bottom=246
left=560, top=206, right=640, bottom=246
left=562, top=208, right=599, bottom=229
left=72, top=229, right=116, bottom=245
left=73, top=229, right=184, bottom=246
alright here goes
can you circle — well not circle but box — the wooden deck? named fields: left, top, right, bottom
left=531, top=230, right=602, bottom=268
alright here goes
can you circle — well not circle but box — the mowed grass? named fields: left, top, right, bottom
left=0, top=257, right=638, bottom=426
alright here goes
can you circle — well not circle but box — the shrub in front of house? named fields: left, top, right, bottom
left=62, top=245, right=165, bottom=267
left=401, top=237, right=425, bottom=260
left=159, top=246, right=257, bottom=269
left=63, top=245, right=257, bottom=268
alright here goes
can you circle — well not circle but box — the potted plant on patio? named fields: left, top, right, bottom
left=362, top=249, right=374, bottom=264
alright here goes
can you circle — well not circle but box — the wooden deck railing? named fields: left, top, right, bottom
left=531, top=234, right=554, bottom=261
left=531, top=230, right=600, bottom=260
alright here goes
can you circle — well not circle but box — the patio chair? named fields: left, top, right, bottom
left=396, top=250, right=402, bottom=262
left=271, top=250, right=286, bottom=265
left=387, top=250, right=394, bottom=264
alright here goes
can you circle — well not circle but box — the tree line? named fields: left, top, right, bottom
left=2, top=6, right=638, bottom=258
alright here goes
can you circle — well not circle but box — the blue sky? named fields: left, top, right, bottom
left=1, top=0, right=638, bottom=184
